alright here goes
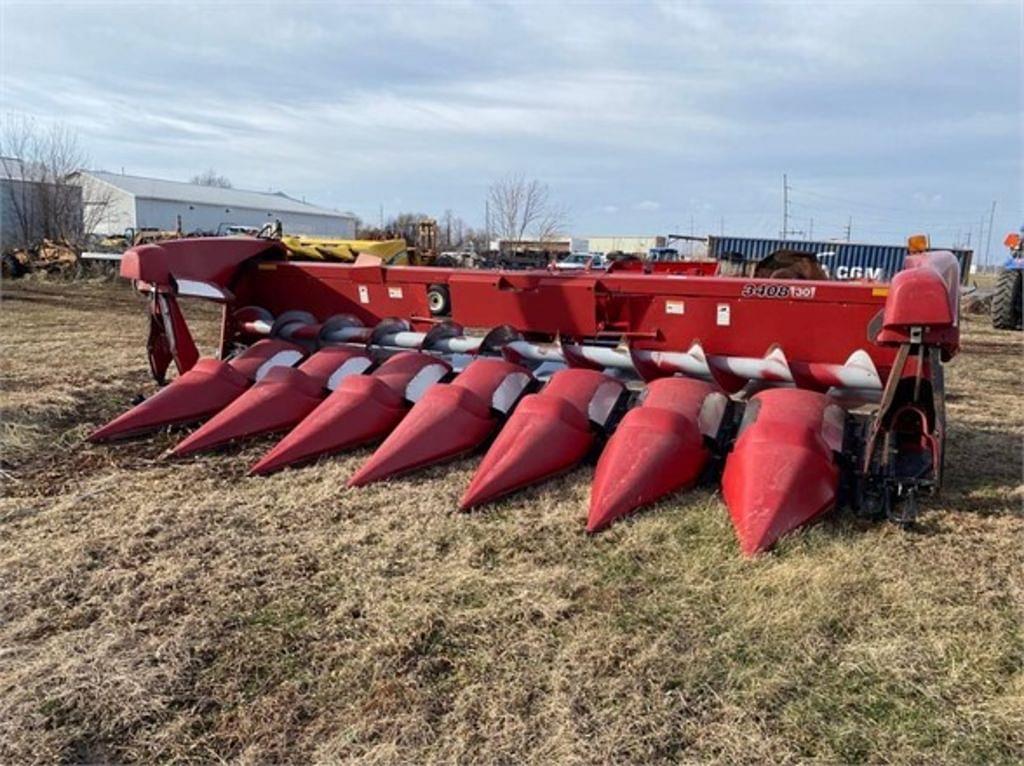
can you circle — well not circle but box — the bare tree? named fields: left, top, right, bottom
left=0, top=115, right=103, bottom=249
left=440, top=208, right=468, bottom=249
left=384, top=212, right=430, bottom=244
left=487, top=173, right=569, bottom=241
left=461, top=226, right=490, bottom=253
left=190, top=168, right=233, bottom=188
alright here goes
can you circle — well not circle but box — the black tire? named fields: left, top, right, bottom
left=992, top=268, right=1023, bottom=330
left=427, top=284, right=451, bottom=316
left=1, top=253, right=25, bottom=279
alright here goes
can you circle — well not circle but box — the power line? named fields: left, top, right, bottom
left=782, top=182, right=996, bottom=250
left=787, top=198, right=979, bottom=229
left=790, top=186, right=981, bottom=218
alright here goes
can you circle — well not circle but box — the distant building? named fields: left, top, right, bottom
left=582, top=235, right=667, bottom=255
left=488, top=238, right=589, bottom=253
left=1, top=157, right=83, bottom=250
left=70, top=170, right=357, bottom=238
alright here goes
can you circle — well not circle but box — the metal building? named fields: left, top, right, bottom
left=71, top=170, right=357, bottom=238
left=1, top=157, right=83, bottom=250
left=706, top=235, right=973, bottom=283
left=583, top=235, right=667, bottom=255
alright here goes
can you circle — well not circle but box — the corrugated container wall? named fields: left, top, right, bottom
left=707, top=236, right=972, bottom=283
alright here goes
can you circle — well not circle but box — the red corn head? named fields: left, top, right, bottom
left=460, top=368, right=625, bottom=510
left=587, top=377, right=726, bottom=533
left=250, top=351, right=450, bottom=475
left=348, top=358, right=532, bottom=486
left=721, top=388, right=845, bottom=556
left=170, top=347, right=371, bottom=456
left=88, top=339, right=305, bottom=442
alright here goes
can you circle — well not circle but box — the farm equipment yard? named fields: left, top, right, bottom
left=3, top=0, right=1022, bottom=761
left=1, top=273, right=1021, bottom=763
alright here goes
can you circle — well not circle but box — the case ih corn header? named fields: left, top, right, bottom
left=91, top=236, right=961, bottom=555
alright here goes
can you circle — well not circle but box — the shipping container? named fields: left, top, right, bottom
left=707, top=235, right=972, bottom=283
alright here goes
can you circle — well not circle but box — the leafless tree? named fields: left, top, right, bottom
left=487, top=173, right=569, bottom=242
left=382, top=212, right=429, bottom=244
left=461, top=226, right=490, bottom=253
left=190, top=168, right=233, bottom=188
left=440, top=208, right=468, bottom=249
left=1, top=115, right=104, bottom=249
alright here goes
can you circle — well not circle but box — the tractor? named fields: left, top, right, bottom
left=992, top=230, right=1023, bottom=330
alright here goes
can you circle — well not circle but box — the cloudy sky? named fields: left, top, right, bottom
left=2, top=1, right=1020, bottom=258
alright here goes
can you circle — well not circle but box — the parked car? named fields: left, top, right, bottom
left=555, top=252, right=606, bottom=270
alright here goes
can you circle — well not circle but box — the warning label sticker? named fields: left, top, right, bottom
left=358, top=285, right=370, bottom=304
left=665, top=300, right=685, bottom=315
left=388, top=286, right=404, bottom=299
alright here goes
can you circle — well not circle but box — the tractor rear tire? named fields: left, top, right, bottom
left=427, top=284, right=451, bottom=316
left=992, top=268, right=1023, bottom=330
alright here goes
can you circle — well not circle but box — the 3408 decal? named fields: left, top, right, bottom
left=740, top=283, right=816, bottom=299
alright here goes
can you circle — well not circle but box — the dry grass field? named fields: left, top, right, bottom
left=1, top=277, right=1022, bottom=764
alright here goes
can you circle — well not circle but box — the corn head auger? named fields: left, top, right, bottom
left=91, top=237, right=960, bottom=555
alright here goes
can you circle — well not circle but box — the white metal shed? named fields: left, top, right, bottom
left=72, top=170, right=357, bottom=238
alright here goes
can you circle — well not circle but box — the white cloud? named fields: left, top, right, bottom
left=1, top=1, right=1019, bottom=241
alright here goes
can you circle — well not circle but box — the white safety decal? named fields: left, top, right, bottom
left=665, top=300, right=685, bottom=315
left=358, top=285, right=370, bottom=304
left=716, top=304, right=731, bottom=326
left=388, top=286, right=404, bottom=299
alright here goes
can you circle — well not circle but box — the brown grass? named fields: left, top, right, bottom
left=1, top=277, right=1022, bottom=764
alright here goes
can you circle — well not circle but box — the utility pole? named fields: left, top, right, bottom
left=781, top=173, right=789, bottom=240
left=844, top=216, right=853, bottom=242
left=809, top=218, right=814, bottom=240
left=978, top=214, right=986, bottom=266
left=484, top=199, right=490, bottom=248
left=985, top=200, right=997, bottom=268
left=778, top=174, right=807, bottom=239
